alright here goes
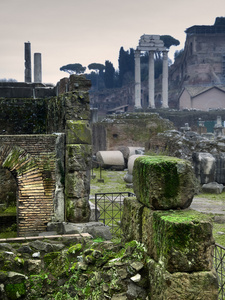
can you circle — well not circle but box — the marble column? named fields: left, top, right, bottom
left=134, top=50, right=142, bottom=109
left=148, top=51, right=155, bottom=108
left=34, top=53, right=42, bottom=83
left=24, top=42, right=32, bottom=83
left=162, top=51, right=169, bottom=108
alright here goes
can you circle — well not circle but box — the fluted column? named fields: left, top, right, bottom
left=134, top=50, right=142, bottom=109
left=148, top=51, right=155, bottom=108
left=162, top=50, right=169, bottom=108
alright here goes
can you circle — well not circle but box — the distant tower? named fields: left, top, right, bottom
left=34, top=53, right=42, bottom=83
left=24, top=42, right=32, bottom=83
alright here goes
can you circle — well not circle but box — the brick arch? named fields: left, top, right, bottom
left=0, top=145, right=53, bottom=236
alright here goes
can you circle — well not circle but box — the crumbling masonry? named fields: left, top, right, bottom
left=0, top=75, right=92, bottom=236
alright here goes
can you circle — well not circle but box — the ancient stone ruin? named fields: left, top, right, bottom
left=0, top=75, right=92, bottom=236
left=0, top=155, right=219, bottom=299
left=122, top=155, right=218, bottom=299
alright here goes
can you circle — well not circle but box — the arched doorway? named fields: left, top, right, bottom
left=0, top=145, right=54, bottom=236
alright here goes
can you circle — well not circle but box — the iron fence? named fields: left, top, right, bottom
left=95, top=192, right=135, bottom=236
left=214, top=243, right=225, bottom=299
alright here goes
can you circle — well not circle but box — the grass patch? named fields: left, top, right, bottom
left=90, top=168, right=134, bottom=237
left=213, top=223, right=225, bottom=246
left=90, top=168, right=133, bottom=195
left=195, top=192, right=225, bottom=202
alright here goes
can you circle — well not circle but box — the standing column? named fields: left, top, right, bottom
left=24, top=42, right=32, bottom=83
left=34, top=53, right=42, bottom=83
left=148, top=51, right=155, bottom=108
left=162, top=51, right=169, bottom=108
left=134, top=50, right=142, bottom=109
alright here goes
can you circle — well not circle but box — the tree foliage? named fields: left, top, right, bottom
left=59, top=63, right=86, bottom=75
left=104, top=60, right=115, bottom=88
left=160, top=35, right=180, bottom=49
left=88, top=63, right=105, bottom=73
left=118, top=47, right=134, bottom=86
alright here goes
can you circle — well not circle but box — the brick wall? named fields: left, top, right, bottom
left=0, top=135, right=63, bottom=236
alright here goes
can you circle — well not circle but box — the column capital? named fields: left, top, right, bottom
left=134, top=50, right=141, bottom=58
left=162, top=50, right=168, bottom=59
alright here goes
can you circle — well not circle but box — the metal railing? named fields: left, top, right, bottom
left=214, top=243, right=225, bottom=299
left=95, top=192, right=135, bottom=236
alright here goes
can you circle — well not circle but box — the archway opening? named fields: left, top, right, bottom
left=0, top=167, right=17, bottom=237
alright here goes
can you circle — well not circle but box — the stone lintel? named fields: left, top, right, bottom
left=137, top=46, right=167, bottom=52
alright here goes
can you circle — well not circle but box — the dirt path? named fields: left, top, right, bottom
left=190, top=197, right=225, bottom=215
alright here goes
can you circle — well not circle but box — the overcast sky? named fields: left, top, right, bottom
left=0, top=0, right=225, bottom=85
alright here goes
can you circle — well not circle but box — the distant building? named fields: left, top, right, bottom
left=179, top=86, right=225, bottom=110
left=169, top=17, right=225, bottom=109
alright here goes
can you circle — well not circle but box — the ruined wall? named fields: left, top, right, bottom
left=92, top=112, right=174, bottom=153
left=0, top=75, right=92, bottom=236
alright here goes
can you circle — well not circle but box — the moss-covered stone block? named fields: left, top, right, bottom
left=65, top=170, right=90, bottom=198
left=66, top=196, right=90, bottom=223
left=121, top=197, right=144, bottom=242
left=67, top=74, right=91, bottom=92
left=64, top=93, right=91, bottom=121
left=66, top=144, right=92, bottom=171
left=66, top=120, right=91, bottom=144
left=133, top=155, right=196, bottom=209
left=147, top=259, right=218, bottom=300
left=5, top=282, right=26, bottom=300
left=142, top=208, right=214, bottom=272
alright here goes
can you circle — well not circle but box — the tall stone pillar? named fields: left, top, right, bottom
left=34, top=53, right=42, bottom=83
left=24, top=42, right=32, bottom=83
left=134, top=50, right=142, bottom=109
left=148, top=51, right=155, bottom=108
left=162, top=51, right=169, bottom=108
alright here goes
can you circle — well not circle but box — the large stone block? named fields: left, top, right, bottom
left=66, top=196, right=90, bottom=223
left=65, top=170, right=90, bottom=199
left=142, top=208, right=214, bottom=273
left=148, top=259, right=218, bottom=300
left=121, top=197, right=144, bottom=242
left=67, top=74, right=91, bottom=92
left=66, top=120, right=92, bottom=145
left=133, top=155, right=196, bottom=209
left=66, top=144, right=92, bottom=171
left=64, top=93, right=90, bottom=120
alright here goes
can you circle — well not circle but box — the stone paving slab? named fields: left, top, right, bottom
left=190, top=197, right=225, bottom=215
left=0, top=233, right=92, bottom=243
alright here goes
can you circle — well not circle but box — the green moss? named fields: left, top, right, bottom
left=14, top=256, right=24, bottom=266
left=5, top=282, right=26, bottom=300
left=67, top=244, right=82, bottom=255
left=152, top=210, right=212, bottom=257
left=43, top=252, right=61, bottom=267
left=135, top=156, right=181, bottom=201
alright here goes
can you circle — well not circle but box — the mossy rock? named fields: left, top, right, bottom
left=5, top=282, right=26, bottom=300
left=66, top=120, right=91, bottom=144
left=67, top=243, right=82, bottom=255
left=133, top=155, right=196, bottom=209
left=147, top=258, right=218, bottom=300
left=142, top=208, right=214, bottom=272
